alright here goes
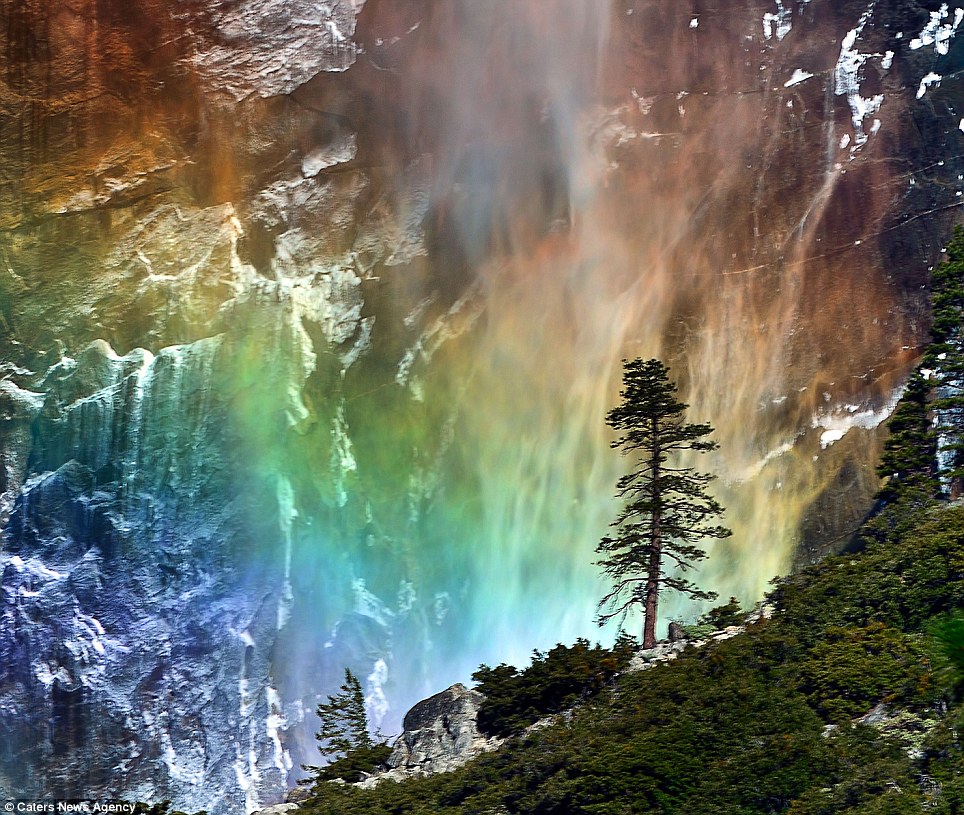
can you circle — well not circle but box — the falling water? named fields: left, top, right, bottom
left=350, top=0, right=912, bottom=667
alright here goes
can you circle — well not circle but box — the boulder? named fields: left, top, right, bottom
left=283, top=787, right=311, bottom=805
left=358, top=683, right=501, bottom=786
left=667, top=621, right=687, bottom=642
left=253, top=805, right=299, bottom=815
left=388, top=683, right=493, bottom=774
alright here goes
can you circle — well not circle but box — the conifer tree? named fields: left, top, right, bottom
left=300, top=667, right=393, bottom=787
left=925, top=225, right=964, bottom=496
left=310, top=668, right=372, bottom=764
left=596, top=358, right=729, bottom=648
left=875, top=368, right=938, bottom=503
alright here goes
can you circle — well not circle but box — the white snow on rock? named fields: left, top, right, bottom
left=265, top=684, right=292, bottom=775
left=910, top=3, right=964, bottom=56
left=785, top=69, right=815, bottom=87
left=917, top=71, right=943, bottom=99
left=763, top=0, right=792, bottom=41
left=812, top=390, right=903, bottom=450
left=834, top=7, right=885, bottom=151
left=366, top=659, right=390, bottom=733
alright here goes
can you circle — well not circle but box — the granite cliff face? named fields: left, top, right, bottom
left=1, top=0, right=964, bottom=810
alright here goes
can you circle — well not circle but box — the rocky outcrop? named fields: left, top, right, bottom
left=252, top=805, right=300, bottom=815
left=628, top=605, right=774, bottom=672
left=192, top=0, right=361, bottom=101
left=358, top=684, right=501, bottom=786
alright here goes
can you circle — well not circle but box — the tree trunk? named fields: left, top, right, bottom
left=643, top=416, right=661, bottom=648
left=642, top=544, right=660, bottom=648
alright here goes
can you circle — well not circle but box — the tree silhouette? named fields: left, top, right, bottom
left=597, top=358, right=729, bottom=648
left=301, top=667, right=372, bottom=779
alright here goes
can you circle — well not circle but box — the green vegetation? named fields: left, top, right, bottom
left=874, top=368, right=937, bottom=503
left=301, top=668, right=390, bottom=786
left=471, top=636, right=638, bottom=738
left=596, top=358, right=729, bottom=648
left=930, top=612, right=964, bottom=691
left=697, top=595, right=744, bottom=629
left=311, top=742, right=394, bottom=785
left=926, top=225, right=964, bottom=494
left=299, top=504, right=964, bottom=814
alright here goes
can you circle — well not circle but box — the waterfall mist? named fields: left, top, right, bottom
left=352, top=0, right=917, bottom=666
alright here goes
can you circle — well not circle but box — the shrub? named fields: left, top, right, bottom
left=472, top=635, right=637, bottom=737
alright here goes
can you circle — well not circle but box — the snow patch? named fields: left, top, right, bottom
left=631, top=88, right=655, bottom=115
left=265, top=684, right=292, bottom=774
left=834, top=7, right=885, bottom=151
left=784, top=69, right=815, bottom=87
left=234, top=731, right=262, bottom=815
left=353, top=578, right=393, bottom=627
left=330, top=401, right=357, bottom=508
left=275, top=475, right=297, bottom=630
left=397, top=580, right=417, bottom=616
left=396, top=282, right=484, bottom=390
left=366, top=660, right=390, bottom=732
left=763, top=0, right=792, bottom=41
left=739, top=440, right=797, bottom=482
left=917, top=71, right=943, bottom=99
left=689, top=18, right=699, bottom=29
left=812, top=391, right=902, bottom=450
left=5, top=554, right=64, bottom=582
left=910, top=4, right=964, bottom=56
left=161, top=732, right=205, bottom=786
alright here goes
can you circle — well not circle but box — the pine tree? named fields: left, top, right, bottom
left=925, top=225, right=964, bottom=496
left=596, top=358, right=729, bottom=648
left=875, top=368, right=938, bottom=503
left=309, top=668, right=372, bottom=766
left=300, top=667, right=394, bottom=787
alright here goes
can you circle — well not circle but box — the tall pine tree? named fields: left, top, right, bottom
left=596, top=358, right=729, bottom=648
left=300, top=667, right=393, bottom=787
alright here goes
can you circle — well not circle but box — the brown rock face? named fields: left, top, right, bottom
left=1, top=0, right=964, bottom=810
